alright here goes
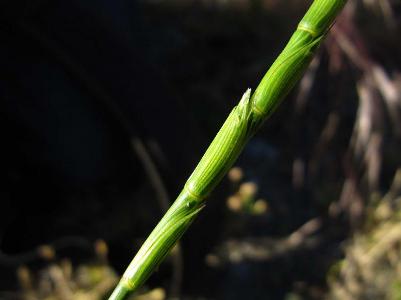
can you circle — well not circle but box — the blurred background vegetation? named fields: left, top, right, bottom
left=0, top=0, right=400, bottom=299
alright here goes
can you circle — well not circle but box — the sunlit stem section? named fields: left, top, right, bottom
left=109, top=1, right=347, bottom=299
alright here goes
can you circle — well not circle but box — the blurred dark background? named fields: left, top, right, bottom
left=1, top=0, right=401, bottom=299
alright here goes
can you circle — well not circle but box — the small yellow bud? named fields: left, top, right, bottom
left=227, top=195, right=242, bottom=212
left=238, top=182, right=258, bottom=199
left=17, top=265, right=32, bottom=290
left=253, top=199, right=268, bottom=214
left=228, top=167, right=243, bottom=183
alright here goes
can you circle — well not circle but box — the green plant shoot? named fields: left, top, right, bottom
left=109, top=1, right=347, bottom=299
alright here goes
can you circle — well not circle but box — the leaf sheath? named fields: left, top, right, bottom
left=109, top=1, right=347, bottom=299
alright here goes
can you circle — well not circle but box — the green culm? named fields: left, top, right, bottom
left=109, top=0, right=347, bottom=299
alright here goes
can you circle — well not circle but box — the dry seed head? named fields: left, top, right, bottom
left=17, top=265, right=32, bottom=290
left=60, top=258, right=73, bottom=280
left=94, top=239, right=108, bottom=261
left=37, top=245, right=56, bottom=261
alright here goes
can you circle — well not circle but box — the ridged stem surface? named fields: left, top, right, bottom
left=109, top=1, right=347, bottom=299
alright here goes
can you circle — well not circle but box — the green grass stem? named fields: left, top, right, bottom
left=109, top=1, right=347, bottom=299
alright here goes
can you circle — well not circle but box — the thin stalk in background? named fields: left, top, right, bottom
left=109, top=0, right=347, bottom=299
